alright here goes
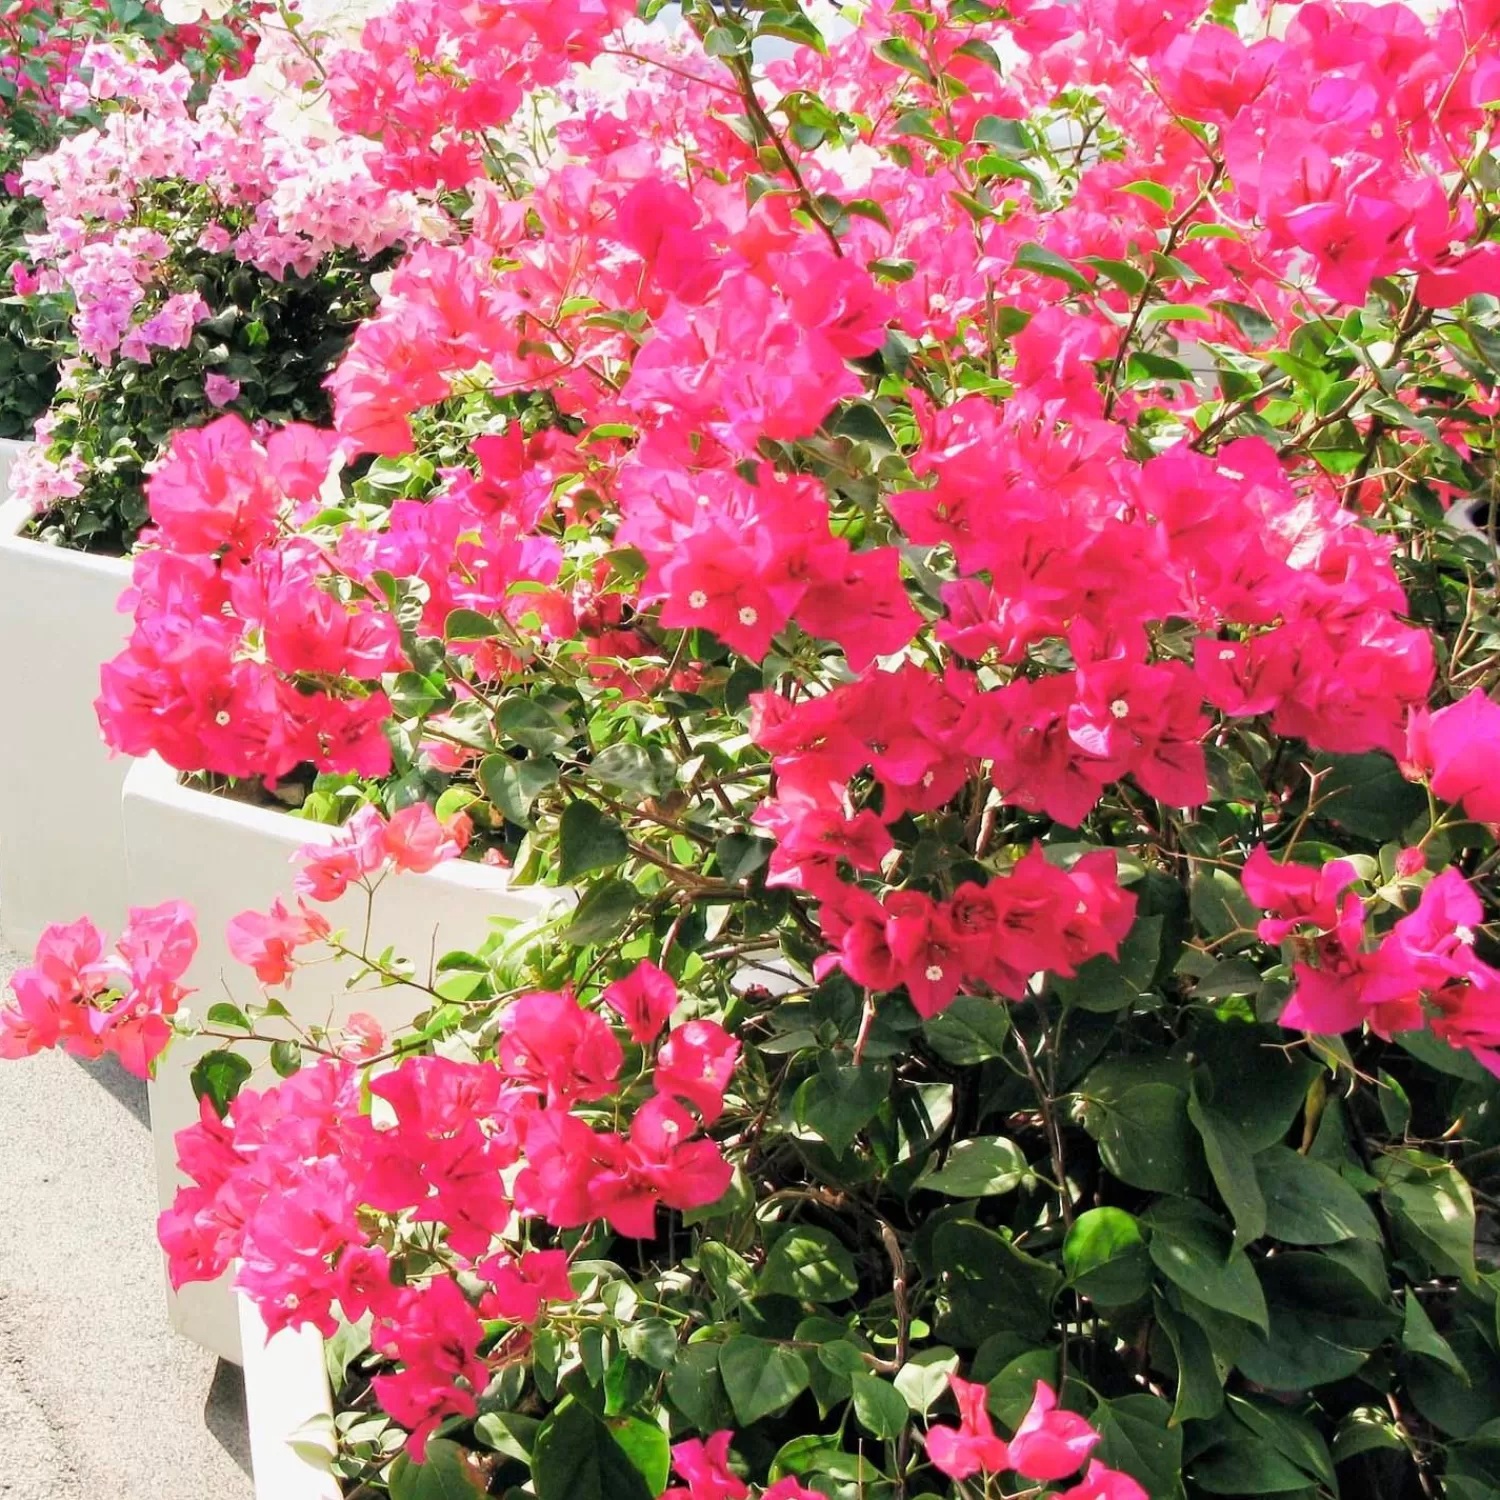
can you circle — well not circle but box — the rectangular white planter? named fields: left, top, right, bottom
left=239, top=1292, right=342, bottom=1500
left=0, top=474, right=135, bottom=955
left=124, top=754, right=564, bottom=1362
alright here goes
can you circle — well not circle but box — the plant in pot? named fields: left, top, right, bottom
left=0, top=13, right=430, bottom=950
left=0, top=0, right=260, bottom=443
left=8, top=0, right=1500, bottom=1497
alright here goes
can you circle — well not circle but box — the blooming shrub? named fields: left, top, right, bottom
left=0, top=0, right=257, bottom=437
left=8, top=17, right=430, bottom=550
left=13, top=0, right=1500, bottom=1495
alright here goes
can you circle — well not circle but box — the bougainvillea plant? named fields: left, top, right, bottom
left=0, top=0, right=259, bottom=438
left=15, top=0, right=1500, bottom=1495
left=6, top=16, right=427, bottom=552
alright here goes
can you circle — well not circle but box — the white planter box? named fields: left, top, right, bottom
left=124, top=754, right=565, bottom=1362
left=239, top=1292, right=341, bottom=1500
left=0, top=470, right=134, bottom=955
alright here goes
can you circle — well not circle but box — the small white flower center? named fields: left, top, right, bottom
left=512, top=1053, right=528, bottom=1068
left=661, top=1117, right=680, bottom=1135
left=695, top=493, right=712, bottom=507
left=1456, top=925, right=1476, bottom=945
left=924, top=964, right=945, bottom=982
left=1218, top=648, right=1236, bottom=662
left=738, top=606, right=758, bottom=626
left=1109, top=699, right=1130, bottom=719
left=688, top=590, right=708, bottom=610
left=215, top=711, right=232, bottom=726
left=921, top=770, right=935, bottom=787
left=1076, top=900, right=1088, bottom=915
left=284, top=1293, right=300, bottom=1310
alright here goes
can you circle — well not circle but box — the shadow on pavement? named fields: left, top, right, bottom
left=205, top=1360, right=253, bottom=1475
left=70, top=1051, right=150, bottom=1129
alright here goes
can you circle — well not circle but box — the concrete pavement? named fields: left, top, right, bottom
left=0, top=944, right=253, bottom=1500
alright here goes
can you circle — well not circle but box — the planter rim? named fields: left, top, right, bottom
left=125, top=752, right=560, bottom=902
left=0, top=493, right=134, bottom=580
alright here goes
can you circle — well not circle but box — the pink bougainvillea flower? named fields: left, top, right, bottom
left=1055, top=1461, right=1151, bottom=1500
left=926, top=1376, right=1011, bottom=1480
left=663, top=1431, right=749, bottom=1500
left=601, top=960, right=679, bottom=1044
left=226, top=897, right=330, bottom=986
left=1008, top=1380, right=1101, bottom=1481
left=476, top=1249, right=575, bottom=1324
left=1405, top=688, right=1500, bottom=824
left=654, top=1019, right=740, bottom=1125
left=497, top=989, right=623, bottom=1106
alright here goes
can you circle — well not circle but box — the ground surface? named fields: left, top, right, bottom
left=0, top=943, right=252, bottom=1500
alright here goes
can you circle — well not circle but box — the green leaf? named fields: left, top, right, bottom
left=473, top=1411, right=540, bottom=1463
left=1065, top=1208, right=1152, bottom=1306
left=974, top=114, right=1032, bottom=155
left=1314, top=752, right=1426, bottom=841
left=562, top=878, right=638, bottom=947
left=498, top=696, right=572, bottom=756
left=205, top=1003, right=250, bottom=1031
left=1377, top=1150, right=1477, bottom=1279
left=757, top=7, right=828, bottom=53
left=390, top=1438, right=483, bottom=1500
left=1235, top=1251, right=1398, bottom=1390
left=532, top=1402, right=653, bottom=1500
left=1228, top=1395, right=1337, bottom=1489
left=1141, top=303, right=1214, bottom=325
left=557, top=801, right=629, bottom=881
left=269, top=1039, right=302, bottom=1078
left=1154, top=1293, right=1225, bottom=1424
left=1122, top=179, right=1174, bottom=211
left=608, top=1417, right=671, bottom=1495
left=1189, top=1022, right=1321, bottom=1151
left=1143, top=1200, right=1268, bottom=1330
left=715, top=833, right=774, bottom=885
left=1094, top=1394, right=1184, bottom=1498
left=1190, top=1081, right=1266, bottom=1245
left=1403, top=1292, right=1469, bottom=1380
left=444, top=607, right=499, bottom=640
left=921, top=994, right=1011, bottom=1064
left=718, top=1338, right=810, bottom=1426
left=1083, top=256, right=1148, bottom=297
left=590, top=742, right=669, bottom=798
left=850, top=1373, right=908, bottom=1439
left=759, top=1227, right=859, bottom=1302
left=934, top=1221, right=1062, bottom=1344
left=1189, top=868, right=1259, bottom=945
left=874, top=35, right=934, bottom=82
left=479, top=754, right=557, bottom=827
left=189, top=1050, right=252, bottom=1119
left=794, top=1059, right=892, bottom=1156
left=915, top=1136, right=1027, bottom=1198
left=666, top=1343, right=733, bottom=1433
left=1014, top=241, right=1092, bottom=292
left=1191, top=1437, right=1318, bottom=1494
left=1255, top=1146, right=1381, bottom=1244
left=1081, top=1080, right=1198, bottom=1193
left=893, top=1348, right=961, bottom=1414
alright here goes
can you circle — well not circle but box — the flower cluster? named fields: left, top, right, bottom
left=1252, top=850, right=1500, bottom=1076
left=926, top=1378, right=1143, bottom=1500
left=159, top=959, right=734, bottom=1454
left=0, top=903, right=196, bottom=1075
left=95, top=415, right=401, bottom=776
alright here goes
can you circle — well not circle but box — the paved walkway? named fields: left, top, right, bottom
left=0, top=944, right=252, bottom=1500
